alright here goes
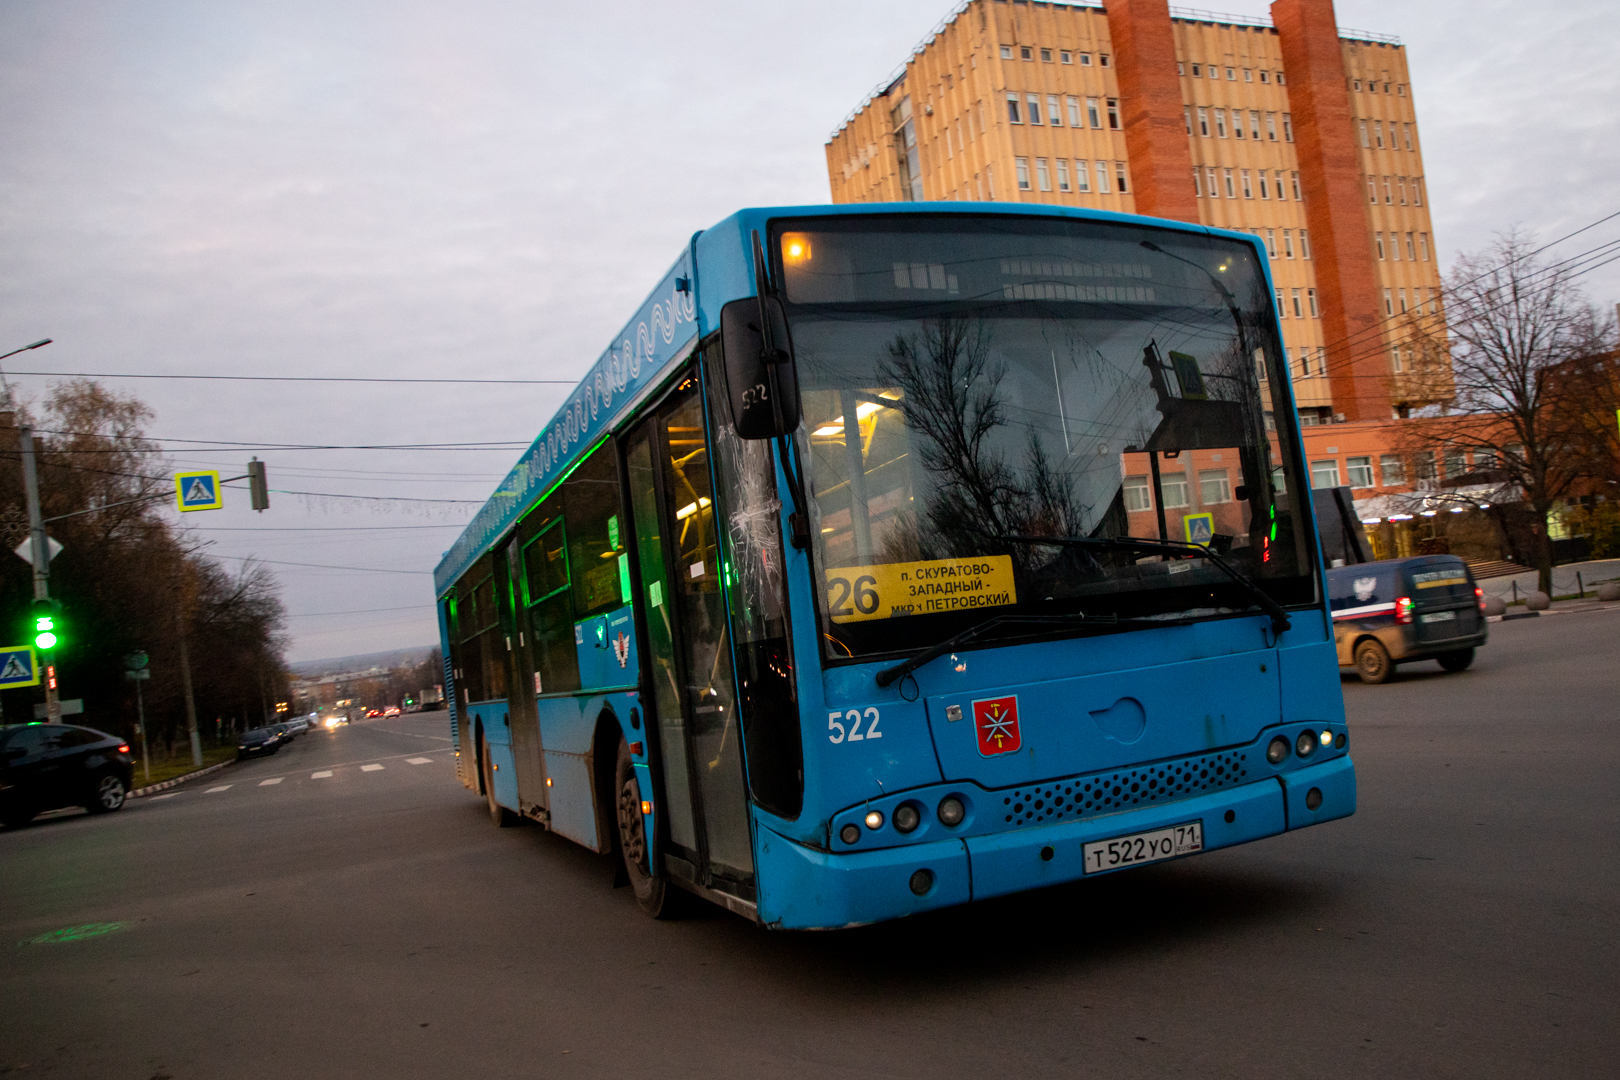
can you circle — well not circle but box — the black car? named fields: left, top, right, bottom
left=237, top=726, right=283, bottom=759
left=0, top=723, right=135, bottom=828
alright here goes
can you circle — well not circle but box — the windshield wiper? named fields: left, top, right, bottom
left=1000, top=533, right=1293, bottom=636
left=875, top=611, right=1126, bottom=689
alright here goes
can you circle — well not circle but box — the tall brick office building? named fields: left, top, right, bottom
left=825, top=0, right=1451, bottom=548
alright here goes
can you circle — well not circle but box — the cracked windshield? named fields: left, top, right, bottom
left=776, top=216, right=1316, bottom=661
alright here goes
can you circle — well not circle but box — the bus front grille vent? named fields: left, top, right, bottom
left=1000, top=751, right=1250, bottom=827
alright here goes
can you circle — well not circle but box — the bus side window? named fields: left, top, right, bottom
left=564, top=443, right=630, bottom=621
left=522, top=500, right=580, bottom=695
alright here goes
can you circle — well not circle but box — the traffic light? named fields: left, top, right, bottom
left=248, top=458, right=269, bottom=512
left=30, top=599, right=59, bottom=651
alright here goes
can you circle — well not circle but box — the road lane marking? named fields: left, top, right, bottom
left=148, top=792, right=179, bottom=800
left=406, top=757, right=432, bottom=765
left=205, top=785, right=231, bottom=793
left=361, top=764, right=384, bottom=772
left=311, top=771, right=333, bottom=779
left=258, top=778, right=283, bottom=786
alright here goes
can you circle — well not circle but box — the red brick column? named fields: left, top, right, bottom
left=1272, top=0, right=1389, bottom=421
left=1106, top=0, right=1198, bottom=223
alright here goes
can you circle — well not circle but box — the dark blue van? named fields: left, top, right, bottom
left=1327, top=555, right=1488, bottom=683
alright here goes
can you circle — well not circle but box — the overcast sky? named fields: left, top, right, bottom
left=1, top=0, right=1615, bottom=663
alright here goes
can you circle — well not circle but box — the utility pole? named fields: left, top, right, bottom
left=174, top=571, right=202, bottom=768
left=19, top=426, right=60, bottom=724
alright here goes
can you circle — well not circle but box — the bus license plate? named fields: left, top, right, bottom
left=1083, top=821, right=1203, bottom=874
left=1420, top=611, right=1456, bottom=623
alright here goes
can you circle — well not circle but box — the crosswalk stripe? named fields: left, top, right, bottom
left=406, top=757, right=432, bottom=765
left=361, top=764, right=384, bottom=772
left=311, top=770, right=333, bottom=779
left=205, top=785, right=231, bottom=793
left=258, top=777, right=283, bottom=787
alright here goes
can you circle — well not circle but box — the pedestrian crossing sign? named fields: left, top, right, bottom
left=1183, top=512, right=1215, bottom=545
left=175, top=470, right=223, bottom=512
left=0, top=646, right=40, bottom=689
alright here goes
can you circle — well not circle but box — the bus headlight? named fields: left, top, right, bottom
left=864, top=810, right=884, bottom=830
left=1267, top=736, right=1290, bottom=764
left=937, top=796, right=965, bottom=827
left=840, top=824, right=860, bottom=845
left=893, top=803, right=921, bottom=833
left=1296, top=731, right=1316, bottom=758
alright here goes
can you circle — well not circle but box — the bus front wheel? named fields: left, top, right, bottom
left=615, top=738, right=676, bottom=918
left=482, top=743, right=519, bottom=828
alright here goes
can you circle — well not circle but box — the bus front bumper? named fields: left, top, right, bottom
left=755, top=755, right=1354, bottom=930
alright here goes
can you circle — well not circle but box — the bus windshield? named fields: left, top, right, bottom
left=774, top=214, right=1317, bottom=663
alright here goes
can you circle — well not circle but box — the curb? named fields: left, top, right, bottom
left=130, top=758, right=235, bottom=799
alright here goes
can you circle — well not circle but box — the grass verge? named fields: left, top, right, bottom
left=132, top=742, right=237, bottom=790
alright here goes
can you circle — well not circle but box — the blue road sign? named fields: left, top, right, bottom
left=0, top=646, right=40, bottom=689
left=1183, top=513, right=1215, bottom=545
left=175, top=470, right=223, bottom=512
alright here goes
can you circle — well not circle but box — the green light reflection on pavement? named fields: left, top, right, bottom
left=19, top=922, right=129, bottom=945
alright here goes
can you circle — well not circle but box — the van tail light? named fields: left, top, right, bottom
left=1475, top=586, right=1486, bottom=612
left=1395, top=596, right=1414, bottom=624
left=117, top=744, right=130, bottom=754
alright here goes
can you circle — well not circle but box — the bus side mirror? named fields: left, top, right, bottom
left=719, top=296, right=801, bottom=440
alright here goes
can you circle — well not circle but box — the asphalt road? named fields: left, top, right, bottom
left=3, top=610, right=1618, bottom=1079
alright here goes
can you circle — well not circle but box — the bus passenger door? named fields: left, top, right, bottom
left=501, top=537, right=547, bottom=817
left=624, top=378, right=756, bottom=896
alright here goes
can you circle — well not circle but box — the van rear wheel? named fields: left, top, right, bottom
left=1354, top=639, right=1393, bottom=684
left=1437, top=647, right=1475, bottom=672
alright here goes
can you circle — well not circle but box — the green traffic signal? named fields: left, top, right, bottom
left=34, top=614, right=57, bottom=650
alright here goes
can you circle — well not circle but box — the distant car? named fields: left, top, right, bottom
left=382, top=706, right=401, bottom=718
left=1328, top=555, right=1490, bottom=684
left=323, top=714, right=349, bottom=729
left=1, top=723, right=135, bottom=828
left=237, top=726, right=282, bottom=759
left=365, top=709, right=381, bottom=718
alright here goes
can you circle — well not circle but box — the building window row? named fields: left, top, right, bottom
left=1186, top=106, right=1292, bottom=142
left=1286, top=344, right=1327, bottom=378
left=1193, top=166, right=1301, bottom=202
left=1384, top=287, right=1440, bottom=318
left=1122, top=468, right=1233, bottom=512
left=1357, top=119, right=1415, bottom=152
left=1350, top=78, right=1405, bottom=97
left=1365, top=174, right=1424, bottom=206
left=1374, top=230, right=1430, bottom=262
left=1178, top=62, right=1284, bottom=85
left=1016, top=156, right=1129, bottom=195
left=1007, top=92, right=1118, bottom=129
left=1274, top=287, right=1320, bottom=320
left=1002, top=44, right=1108, bottom=67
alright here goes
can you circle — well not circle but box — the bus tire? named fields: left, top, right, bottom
left=1437, top=647, right=1475, bottom=672
left=614, top=738, right=676, bottom=918
left=1354, top=639, right=1393, bottom=684
left=483, top=742, right=519, bottom=828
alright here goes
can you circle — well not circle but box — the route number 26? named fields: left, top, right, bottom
left=828, top=707, right=882, bottom=744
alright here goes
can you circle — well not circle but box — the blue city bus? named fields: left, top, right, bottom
left=433, top=203, right=1354, bottom=929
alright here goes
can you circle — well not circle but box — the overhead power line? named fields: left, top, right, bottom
left=6, top=371, right=576, bottom=385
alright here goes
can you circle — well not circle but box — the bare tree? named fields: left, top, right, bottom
left=1405, top=230, right=1615, bottom=594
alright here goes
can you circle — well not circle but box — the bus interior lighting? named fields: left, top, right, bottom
left=864, top=810, right=884, bottom=830
left=1267, top=736, right=1290, bottom=764
left=1296, top=731, right=1317, bottom=758
left=937, top=796, right=965, bottom=826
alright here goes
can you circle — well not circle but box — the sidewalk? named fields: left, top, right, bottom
left=1489, top=595, right=1620, bottom=623
left=1477, top=558, right=1620, bottom=603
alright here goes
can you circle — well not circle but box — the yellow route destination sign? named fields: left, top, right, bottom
left=824, top=555, right=1017, bottom=624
